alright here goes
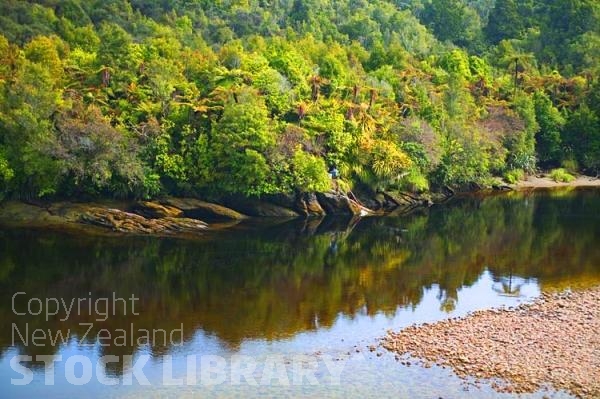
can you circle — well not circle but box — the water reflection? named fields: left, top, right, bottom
left=1, top=189, right=599, bottom=373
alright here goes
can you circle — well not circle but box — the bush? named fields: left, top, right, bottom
left=561, top=158, right=578, bottom=174
left=400, top=169, right=430, bottom=193
left=432, top=138, right=493, bottom=188
left=291, top=149, right=331, bottom=193
left=0, top=153, right=14, bottom=199
left=549, top=168, right=575, bottom=183
left=504, top=169, right=525, bottom=184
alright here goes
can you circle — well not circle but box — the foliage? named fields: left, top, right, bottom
left=561, top=159, right=579, bottom=175
left=504, top=95, right=538, bottom=174
left=0, top=152, right=14, bottom=199
left=0, top=0, right=598, bottom=200
left=400, top=169, right=430, bottom=193
left=204, top=91, right=279, bottom=196
left=420, top=0, right=483, bottom=50
left=534, top=92, right=565, bottom=168
left=562, top=105, right=600, bottom=175
left=291, top=149, right=331, bottom=193
left=549, top=168, right=576, bottom=183
left=433, top=138, right=494, bottom=188
left=504, top=169, right=524, bottom=184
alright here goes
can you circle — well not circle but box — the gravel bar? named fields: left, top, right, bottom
left=382, top=288, right=600, bottom=398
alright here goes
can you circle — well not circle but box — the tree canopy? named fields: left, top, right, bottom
left=0, top=0, right=599, bottom=200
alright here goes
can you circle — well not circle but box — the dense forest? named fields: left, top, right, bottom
left=0, top=0, right=599, bottom=200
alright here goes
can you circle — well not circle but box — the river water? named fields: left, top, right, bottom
left=1, top=189, right=599, bottom=398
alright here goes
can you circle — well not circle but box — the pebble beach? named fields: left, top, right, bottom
left=383, top=288, right=600, bottom=398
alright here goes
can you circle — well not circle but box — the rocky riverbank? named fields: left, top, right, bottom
left=382, top=288, right=600, bottom=398
left=2, top=184, right=599, bottom=236
left=0, top=189, right=424, bottom=236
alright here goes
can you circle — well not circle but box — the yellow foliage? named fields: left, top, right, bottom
left=370, top=140, right=412, bottom=178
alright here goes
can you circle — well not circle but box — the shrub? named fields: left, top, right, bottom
left=291, top=149, right=331, bottom=193
left=400, top=169, right=430, bottom=193
left=549, top=168, right=575, bottom=183
left=561, top=158, right=578, bottom=174
left=504, top=169, right=525, bottom=184
left=0, top=153, right=14, bottom=199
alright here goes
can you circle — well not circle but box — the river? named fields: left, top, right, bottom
left=1, top=188, right=599, bottom=398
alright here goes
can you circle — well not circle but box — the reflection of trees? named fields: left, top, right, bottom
left=492, top=262, right=525, bottom=297
left=1, top=189, right=600, bottom=369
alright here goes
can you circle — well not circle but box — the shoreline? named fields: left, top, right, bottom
left=0, top=183, right=599, bottom=237
left=514, top=175, right=600, bottom=190
left=382, top=287, right=600, bottom=398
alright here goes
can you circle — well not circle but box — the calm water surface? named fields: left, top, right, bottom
left=1, top=189, right=599, bottom=398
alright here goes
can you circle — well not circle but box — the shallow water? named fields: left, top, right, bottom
left=1, top=189, right=599, bottom=398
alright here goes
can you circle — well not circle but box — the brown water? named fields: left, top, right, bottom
left=1, top=189, right=599, bottom=398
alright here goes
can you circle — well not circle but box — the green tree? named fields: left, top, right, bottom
left=533, top=91, right=565, bottom=168
left=420, top=0, right=483, bottom=49
left=505, top=94, right=539, bottom=173
left=53, top=103, right=147, bottom=197
left=0, top=152, right=14, bottom=198
left=206, top=90, right=278, bottom=196
left=538, top=0, right=600, bottom=68
left=291, top=149, right=330, bottom=192
left=0, top=51, right=63, bottom=198
left=485, top=0, right=535, bottom=44
left=563, top=105, right=600, bottom=174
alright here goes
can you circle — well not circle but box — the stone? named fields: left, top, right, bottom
left=296, top=192, right=325, bottom=216
left=0, top=201, right=61, bottom=224
left=219, top=196, right=300, bottom=218
left=162, top=197, right=247, bottom=221
left=80, top=207, right=208, bottom=235
left=315, top=192, right=363, bottom=216
left=382, top=287, right=600, bottom=399
left=131, top=201, right=183, bottom=219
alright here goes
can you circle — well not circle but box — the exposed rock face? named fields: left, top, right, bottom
left=80, top=208, right=207, bottom=235
left=348, top=186, right=384, bottom=211
left=219, top=196, right=300, bottom=217
left=162, top=198, right=247, bottom=221
left=0, top=201, right=64, bottom=224
left=383, top=191, right=434, bottom=208
left=0, top=201, right=211, bottom=236
left=48, top=202, right=105, bottom=222
left=262, top=193, right=298, bottom=211
left=250, top=193, right=325, bottom=217
left=295, top=193, right=325, bottom=217
left=131, top=201, right=183, bottom=219
left=315, top=192, right=363, bottom=216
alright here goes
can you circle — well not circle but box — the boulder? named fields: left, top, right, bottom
left=0, top=201, right=61, bottom=224
left=295, top=192, right=325, bottom=216
left=80, top=208, right=208, bottom=235
left=131, top=201, right=183, bottom=219
left=348, top=186, right=385, bottom=211
left=262, top=193, right=298, bottom=210
left=315, top=192, right=363, bottom=216
left=219, top=196, right=299, bottom=218
left=162, top=198, right=247, bottom=221
left=48, top=202, right=98, bottom=222
left=257, top=193, right=324, bottom=217
left=381, top=191, right=415, bottom=207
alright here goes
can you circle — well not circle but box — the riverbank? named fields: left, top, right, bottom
left=0, top=192, right=378, bottom=236
left=515, top=174, right=600, bottom=189
left=1, top=182, right=598, bottom=236
left=382, top=287, right=600, bottom=398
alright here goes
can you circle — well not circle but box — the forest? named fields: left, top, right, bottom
left=0, top=0, right=599, bottom=201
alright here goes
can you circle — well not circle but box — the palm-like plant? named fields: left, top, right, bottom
left=309, top=74, right=328, bottom=102
left=499, top=48, right=536, bottom=100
